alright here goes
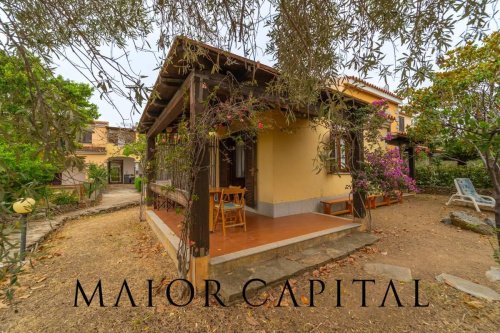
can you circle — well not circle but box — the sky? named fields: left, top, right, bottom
left=53, top=7, right=499, bottom=128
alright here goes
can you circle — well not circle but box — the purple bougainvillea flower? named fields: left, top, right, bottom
left=357, top=147, right=418, bottom=194
left=371, top=99, right=387, bottom=107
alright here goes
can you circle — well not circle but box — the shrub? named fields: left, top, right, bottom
left=416, top=164, right=492, bottom=189
left=134, top=177, right=142, bottom=192
left=355, top=147, right=418, bottom=194
left=84, top=163, right=107, bottom=199
left=0, top=143, right=59, bottom=202
left=51, top=191, right=79, bottom=205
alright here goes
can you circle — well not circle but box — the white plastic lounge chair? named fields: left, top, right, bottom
left=446, top=178, right=495, bottom=212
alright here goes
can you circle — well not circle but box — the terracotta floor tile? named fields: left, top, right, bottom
left=154, top=209, right=352, bottom=257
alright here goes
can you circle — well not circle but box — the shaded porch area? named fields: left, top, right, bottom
left=153, top=208, right=357, bottom=258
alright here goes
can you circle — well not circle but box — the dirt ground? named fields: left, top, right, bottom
left=0, top=194, right=498, bottom=332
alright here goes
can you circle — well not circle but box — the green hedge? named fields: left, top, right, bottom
left=51, top=191, right=79, bottom=205
left=416, top=164, right=492, bottom=189
left=134, top=177, right=142, bottom=192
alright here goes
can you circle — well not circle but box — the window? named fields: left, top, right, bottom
left=328, top=136, right=350, bottom=173
left=51, top=173, right=62, bottom=185
left=398, top=116, right=405, bottom=133
left=80, top=130, right=93, bottom=144
left=235, top=142, right=245, bottom=178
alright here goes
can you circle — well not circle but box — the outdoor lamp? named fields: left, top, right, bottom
left=13, top=197, right=35, bottom=260
left=13, top=197, right=35, bottom=214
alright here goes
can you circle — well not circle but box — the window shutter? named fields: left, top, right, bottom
left=398, top=116, right=405, bottom=132
left=328, top=132, right=336, bottom=173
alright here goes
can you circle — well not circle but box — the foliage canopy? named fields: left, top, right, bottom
left=406, top=31, right=499, bottom=244
left=0, top=1, right=495, bottom=115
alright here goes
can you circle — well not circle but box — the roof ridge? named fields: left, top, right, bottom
left=343, top=76, right=402, bottom=100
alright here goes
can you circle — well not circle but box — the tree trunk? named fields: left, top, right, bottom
left=145, top=135, right=156, bottom=206
left=472, top=147, right=499, bottom=247
left=495, top=189, right=500, bottom=247
left=139, top=180, right=145, bottom=221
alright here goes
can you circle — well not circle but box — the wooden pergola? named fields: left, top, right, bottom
left=138, top=36, right=367, bottom=288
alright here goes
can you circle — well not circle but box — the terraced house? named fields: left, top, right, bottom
left=58, top=120, right=140, bottom=185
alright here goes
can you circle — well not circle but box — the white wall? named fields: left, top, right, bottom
left=123, top=158, right=135, bottom=176
left=61, top=168, right=86, bottom=185
left=122, top=158, right=135, bottom=183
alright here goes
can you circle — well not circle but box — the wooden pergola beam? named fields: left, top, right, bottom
left=147, top=71, right=195, bottom=138
left=160, top=77, right=186, bottom=86
left=199, top=72, right=322, bottom=115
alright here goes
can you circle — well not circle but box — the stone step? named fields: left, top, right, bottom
left=211, top=231, right=379, bottom=303
left=210, top=222, right=361, bottom=274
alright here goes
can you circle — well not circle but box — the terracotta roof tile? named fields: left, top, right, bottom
left=344, top=76, right=402, bottom=100
left=77, top=146, right=106, bottom=153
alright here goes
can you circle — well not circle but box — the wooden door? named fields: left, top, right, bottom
left=218, top=136, right=257, bottom=208
left=108, top=160, right=123, bottom=184
left=244, top=137, right=257, bottom=208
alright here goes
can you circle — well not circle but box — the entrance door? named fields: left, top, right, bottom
left=108, top=160, right=123, bottom=184
left=219, top=137, right=257, bottom=208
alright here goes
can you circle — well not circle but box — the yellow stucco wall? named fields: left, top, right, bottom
left=90, top=122, right=108, bottom=146
left=257, top=118, right=351, bottom=205
left=80, top=124, right=139, bottom=165
left=342, top=85, right=411, bottom=133
left=255, top=85, right=410, bottom=211
left=62, top=122, right=139, bottom=185
left=79, top=153, right=109, bottom=165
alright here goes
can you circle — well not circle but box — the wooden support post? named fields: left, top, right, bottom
left=350, top=126, right=366, bottom=219
left=408, top=145, right=416, bottom=180
left=189, top=74, right=210, bottom=291
left=348, top=105, right=366, bottom=219
left=146, top=135, right=156, bottom=207
left=190, top=145, right=210, bottom=256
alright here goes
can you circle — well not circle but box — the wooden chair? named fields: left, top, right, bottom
left=214, top=187, right=247, bottom=236
left=214, top=185, right=239, bottom=210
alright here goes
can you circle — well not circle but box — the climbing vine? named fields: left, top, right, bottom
left=151, top=76, right=269, bottom=293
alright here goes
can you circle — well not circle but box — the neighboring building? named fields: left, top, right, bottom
left=60, top=120, right=139, bottom=185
